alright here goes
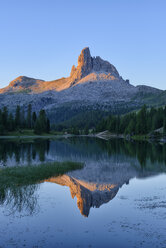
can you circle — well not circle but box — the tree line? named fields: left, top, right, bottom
left=0, top=104, right=50, bottom=135
left=96, top=105, right=166, bottom=135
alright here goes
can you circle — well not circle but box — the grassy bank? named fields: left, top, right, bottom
left=0, top=161, right=83, bottom=189
left=0, top=130, right=70, bottom=140
left=6, top=129, right=58, bottom=136
left=130, top=135, right=148, bottom=141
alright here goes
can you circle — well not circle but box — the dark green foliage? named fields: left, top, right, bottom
left=8, top=113, right=14, bottom=131
left=15, top=105, right=21, bottom=128
left=163, top=106, right=166, bottom=134
left=0, top=106, right=50, bottom=135
left=0, top=110, right=4, bottom=135
left=54, top=110, right=109, bottom=131
left=46, top=118, right=50, bottom=133
left=2, top=106, right=8, bottom=128
left=34, top=109, right=49, bottom=134
left=0, top=124, right=4, bottom=135
left=72, top=127, right=79, bottom=135
left=97, top=105, right=166, bottom=136
left=32, top=112, right=37, bottom=128
left=164, top=120, right=166, bottom=134
left=84, top=125, right=89, bottom=135
left=48, top=102, right=138, bottom=126
left=34, top=119, right=41, bottom=134
left=27, top=104, right=32, bottom=128
left=21, top=109, right=26, bottom=129
left=125, top=119, right=135, bottom=134
left=136, top=105, right=147, bottom=134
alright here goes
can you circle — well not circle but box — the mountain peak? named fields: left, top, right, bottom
left=70, top=47, right=92, bottom=83
left=69, top=47, right=119, bottom=85
left=0, top=76, right=45, bottom=94
left=9, top=76, right=43, bottom=87
left=78, top=47, right=92, bottom=74
left=0, top=48, right=123, bottom=94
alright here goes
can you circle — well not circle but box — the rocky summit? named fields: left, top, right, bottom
left=0, top=47, right=165, bottom=125
left=0, top=47, right=121, bottom=94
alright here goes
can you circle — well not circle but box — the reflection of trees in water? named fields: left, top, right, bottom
left=101, top=139, right=166, bottom=169
left=0, top=137, right=166, bottom=169
left=0, top=139, right=50, bottom=165
left=68, top=137, right=166, bottom=169
left=0, top=137, right=165, bottom=216
left=0, top=184, right=39, bottom=216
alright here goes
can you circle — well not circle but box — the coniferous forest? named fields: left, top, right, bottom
left=0, top=104, right=50, bottom=135
left=96, top=105, right=166, bottom=136
left=0, top=104, right=166, bottom=137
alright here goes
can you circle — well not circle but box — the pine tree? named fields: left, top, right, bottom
left=164, top=106, right=166, bottom=134
left=39, top=110, right=47, bottom=132
left=136, top=105, right=147, bottom=134
left=164, top=106, right=166, bottom=117
left=46, top=118, right=50, bottom=133
left=108, top=116, right=116, bottom=132
left=0, top=124, right=4, bottom=135
left=84, top=125, right=89, bottom=135
left=125, top=119, right=135, bottom=134
left=115, top=116, right=120, bottom=134
left=0, top=110, right=4, bottom=134
left=34, top=109, right=48, bottom=134
left=15, top=105, right=21, bottom=128
left=27, top=104, right=32, bottom=129
left=2, top=106, right=8, bottom=128
left=32, top=112, right=37, bottom=128
left=8, top=113, right=14, bottom=131
left=21, top=109, right=26, bottom=129
left=0, top=109, right=4, bottom=135
left=73, top=127, right=79, bottom=135
left=164, top=118, right=166, bottom=134
left=34, top=118, right=42, bottom=134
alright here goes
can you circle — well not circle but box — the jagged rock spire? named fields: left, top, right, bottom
left=69, top=47, right=119, bottom=85
left=70, top=47, right=92, bottom=83
left=77, top=47, right=93, bottom=76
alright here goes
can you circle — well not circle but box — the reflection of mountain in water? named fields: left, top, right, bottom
left=44, top=138, right=166, bottom=217
left=46, top=160, right=162, bottom=217
left=46, top=175, right=119, bottom=217
left=0, top=137, right=166, bottom=217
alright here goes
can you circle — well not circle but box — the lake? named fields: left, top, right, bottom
left=0, top=137, right=166, bottom=248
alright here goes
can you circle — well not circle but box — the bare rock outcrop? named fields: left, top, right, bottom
left=0, top=47, right=164, bottom=118
left=69, top=47, right=93, bottom=84
left=0, top=47, right=121, bottom=93
left=69, top=47, right=119, bottom=86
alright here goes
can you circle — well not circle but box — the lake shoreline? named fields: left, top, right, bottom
left=0, top=131, right=165, bottom=143
left=94, top=131, right=166, bottom=143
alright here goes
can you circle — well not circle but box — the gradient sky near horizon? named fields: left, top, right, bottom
left=0, top=0, right=166, bottom=90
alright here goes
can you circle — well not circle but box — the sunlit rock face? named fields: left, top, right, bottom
left=46, top=175, right=120, bottom=217
left=0, top=76, right=45, bottom=93
left=45, top=145, right=161, bottom=217
left=45, top=159, right=139, bottom=217
left=70, top=47, right=93, bottom=82
left=69, top=47, right=119, bottom=86
left=0, top=47, right=163, bottom=118
left=0, top=47, right=120, bottom=94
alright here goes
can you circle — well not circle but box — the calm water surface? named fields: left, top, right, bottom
left=0, top=137, right=166, bottom=248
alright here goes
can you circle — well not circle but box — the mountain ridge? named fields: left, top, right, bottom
left=0, top=47, right=165, bottom=126
left=0, top=47, right=135, bottom=94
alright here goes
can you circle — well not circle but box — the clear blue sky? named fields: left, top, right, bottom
left=0, top=0, right=166, bottom=89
